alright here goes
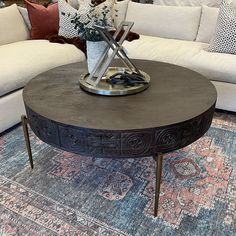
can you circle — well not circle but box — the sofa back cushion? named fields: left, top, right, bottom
left=0, top=4, right=29, bottom=46
left=153, top=0, right=221, bottom=7
left=196, top=5, right=219, bottom=43
left=125, top=2, right=201, bottom=41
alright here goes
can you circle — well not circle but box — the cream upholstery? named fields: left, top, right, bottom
left=0, top=89, right=25, bottom=133
left=0, top=40, right=85, bottom=96
left=123, top=34, right=236, bottom=112
left=114, top=0, right=130, bottom=28
left=0, top=4, right=86, bottom=133
left=0, top=4, right=29, bottom=46
left=211, top=81, right=236, bottom=112
left=126, top=2, right=201, bottom=41
left=196, top=5, right=219, bottom=43
left=189, top=50, right=236, bottom=84
left=124, top=34, right=236, bottom=85
left=153, top=0, right=221, bottom=7
left=18, top=6, right=31, bottom=30
left=123, top=35, right=207, bottom=68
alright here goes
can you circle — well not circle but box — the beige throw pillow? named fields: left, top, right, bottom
left=113, top=0, right=130, bottom=28
left=0, top=4, right=29, bottom=46
left=18, top=6, right=32, bottom=30
left=153, top=0, right=221, bottom=7
left=126, top=2, right=201, bottom=41
left=196, top=5, right=219, bottom=43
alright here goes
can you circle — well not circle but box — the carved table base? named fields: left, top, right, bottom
left=21, top=115, right=164, bottom=217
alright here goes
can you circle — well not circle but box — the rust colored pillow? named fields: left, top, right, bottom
left=24, top=0, right=59, bottom=39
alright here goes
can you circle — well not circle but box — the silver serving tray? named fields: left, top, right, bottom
left=79, top=67, right=150, bottom=96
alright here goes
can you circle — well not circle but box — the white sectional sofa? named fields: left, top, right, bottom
left=124, top=1, right=236, bottom=113
left=0, top=4, right=85, bottom=133
left=1, top=1, right=236, bottom=133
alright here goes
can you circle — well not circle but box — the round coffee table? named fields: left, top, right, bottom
left=21, top=60, right=217, bottom=217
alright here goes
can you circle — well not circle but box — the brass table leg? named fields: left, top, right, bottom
left=21, top=115, right=34, bottom=169
left=154, top=153, right=163, bottom=217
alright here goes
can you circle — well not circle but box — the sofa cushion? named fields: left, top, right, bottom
left=123, top=35, right=207, bottom=68
left=152, top=0, right=221, bottom=7
left=0, top=4, right=29, bottom=46
left=24, top=0, right=59, bottom=39
left=0, top=89, right=25, bottom=133
left=196, top=5, right=219, bottom=43
left=189, top=50, right=236, bottom=84
left=125, top=2, right=201, bottom=41
left=124, top=35, right=236, bottom=85
left=0, top=40, right=85, bottom=97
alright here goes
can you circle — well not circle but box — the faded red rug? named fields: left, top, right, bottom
left=0, top=111, right=235, bottom=235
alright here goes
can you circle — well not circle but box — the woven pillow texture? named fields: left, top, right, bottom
left=59, top=0, right=115, bottom=38
left=207, top=0, right=236, bottom=54
left=58, top=0, right=78, bottom=38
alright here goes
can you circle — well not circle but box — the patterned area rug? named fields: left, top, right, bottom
left=0, top=111, right=236, bottom=235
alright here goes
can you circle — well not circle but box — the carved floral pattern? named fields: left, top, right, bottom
left=26, top=105, right=215, bottom=158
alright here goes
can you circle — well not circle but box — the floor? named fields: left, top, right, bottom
left=0, top=111, right=236, bottom=235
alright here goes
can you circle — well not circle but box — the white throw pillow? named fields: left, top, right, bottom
left=58, top=0, right=78, bottom=38
left=196, top=5, right=219, bottom=43
left=153, top=0, right=221, bottom=7
left=125, top=2, right=201, bottom=41
left=113, top=0, right=130, bottom=28
left=207, top=0, right=236, bottom=54
left=0, top=4, right=29, bottom=46
left=18, top=6, right=32, bottom=30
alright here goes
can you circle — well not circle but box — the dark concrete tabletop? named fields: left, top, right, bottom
left=23, top=60, right=217, bottom=131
